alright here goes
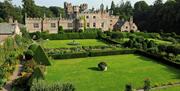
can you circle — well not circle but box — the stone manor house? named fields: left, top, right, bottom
left=25, top=2, right=139, bottom=33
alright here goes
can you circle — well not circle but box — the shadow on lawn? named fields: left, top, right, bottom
left=88, top=67, right=100, bottom=71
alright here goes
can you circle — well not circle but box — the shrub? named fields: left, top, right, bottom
left=147, top=47, right=159, bottom=54
left=144, top=79, right=151, bottom=91
left=24, top=50, right=34, bottom=60
left=30, top=81, right=75, bottom=91
left=50, top=52, right=89, bottom=59
left=153, top=83, right=159, bottom=87
left=12, top=75, right=31, bottom=91
left=58, top=26, right=64, bottom=34
left=125, top=84, right=133, bottom=91
left=29, top=44, right=51, bottom=66
left=31, top=31, right=41, bottom=40
left=98, top=62, right=107, bottom=71
left=34, top=31, right=99, bottom=40
left=89, top=49, right=135, bottom=57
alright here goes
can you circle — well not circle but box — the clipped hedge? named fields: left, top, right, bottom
left=49, top=52, right=89, bottom=59
left=49, top=49, right=135, bottom=59
left=101, top=37, right=121, bottom=44
left=89, top=49, right=135, bottom=57
left=30, top=31, right=99, bottom=40
left=29, top=44, right=51, bottom=66
left=33, top=46, right=51, bottom=66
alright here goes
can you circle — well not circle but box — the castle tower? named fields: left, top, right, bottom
left=24, top=13, right=27, bottom=24
left=100, top=3, right=104, bottom=13
left=130, top=16, right=133, bottom=24
left=43, top=13, right=46, bottom=19
left=129, top=16, right=134, bottom=30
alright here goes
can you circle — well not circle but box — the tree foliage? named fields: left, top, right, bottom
left=134, top=0, right=180, bottom=34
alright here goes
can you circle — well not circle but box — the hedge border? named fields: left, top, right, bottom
left=49, top=49, right=135, bottom=59
left=135, top=50, right=180, bottom=69
left=48, top=49, right=180, bottom=69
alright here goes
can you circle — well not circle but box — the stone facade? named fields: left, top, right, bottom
left=115, top=17, right=139, bottom=32
left=0, top=19, right=21, bottom=43
left=25, top=2, right=139, bottom=33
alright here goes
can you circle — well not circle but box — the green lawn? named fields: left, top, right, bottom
left=152, top=86, right=180, bottom=91
left=44, top=54, right=180, bottom=91
left=43, top=39, right=107, bottom=48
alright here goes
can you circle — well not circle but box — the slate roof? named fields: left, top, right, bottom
left=116, top=20, right=126, bottom=27
left=0, top=23, right=15, bottom=35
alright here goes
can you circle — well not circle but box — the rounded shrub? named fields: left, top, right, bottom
left=98, top=62, right=107, bottom=71
left=67, top=40, right=80, bottom=46
left=24, top=50, right=34, bottom=60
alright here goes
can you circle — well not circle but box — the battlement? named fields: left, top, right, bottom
left=110, top=15, right=119, bottom=19
left=60, top=18, right=74, bottom=21
left=44, top=18, right=60, bottom=21
left=26, top=18, right=42, bottom=21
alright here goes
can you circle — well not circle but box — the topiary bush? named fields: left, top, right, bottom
left=98, top=62, right=107, bottom=71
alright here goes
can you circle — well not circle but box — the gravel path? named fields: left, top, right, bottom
left=2, top=65, right=22, bottom=91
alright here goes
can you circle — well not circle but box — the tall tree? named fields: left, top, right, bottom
left=154, top=0, right=163, bottom=5
left=106, top=6, right=109, bottom=12
left=113, top=1, right=133, bottom=20
left=49, top=6, right=64, bottom=17
left=110, top=1, right=115, bottom=14
left=134, top=1, right=149, bottom=12
left=0, top=0, right=23, bottom=22
left=133, top=1, right=150, bottom=32
left=22, top=0, right=38, bottom=17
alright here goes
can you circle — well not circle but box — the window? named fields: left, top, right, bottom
left=93, top=23, right=96, bottom=27
left=33, top=23, right=39, bottom=28
left=126, top=26, right=128, bottom=29
left=87, top=23, right=90, bottom=27
left=93, top=16, right=96, bottom=19
left=68, top=23, right=73, bottom=27
left=101, top=23, right=104, bottom=28
left=51, top=23, right=56, bottom=28
left=86, top=16, right=89, bottom=19
left=133, top=26, right=135, bottom=29
left=79, top=23, right=83, bottom=27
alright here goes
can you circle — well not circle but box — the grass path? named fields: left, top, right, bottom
left=2, top=65, right=22, bottom=91
left=43, top=39, right=107, bottom=48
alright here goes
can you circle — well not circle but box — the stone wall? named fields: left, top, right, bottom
left=78, top=12, right=119, bottom=31
left=25, top=18, right=42, bottom=33
left=0, top=35, right=10, bottom=42
left=43, top=18, right=59, bottom=33
left=59, top=19, right=74, bottom=30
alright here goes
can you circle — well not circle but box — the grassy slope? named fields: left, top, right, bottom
left=43, top=39, right=107, bottom=48
left=152, top=86, right=180, bottom=91
left=44, top=54, right=180, bottom=91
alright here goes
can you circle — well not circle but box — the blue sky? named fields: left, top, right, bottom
left=1, top=0, right=166, bottom=9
